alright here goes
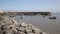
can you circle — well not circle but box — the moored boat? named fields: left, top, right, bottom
left=49, top=16, right=56, bottom=19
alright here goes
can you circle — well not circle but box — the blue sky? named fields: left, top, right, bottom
left=0, top=0, right=60, bottom=12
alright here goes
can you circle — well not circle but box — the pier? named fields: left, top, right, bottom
left=2, top=12, right=51, bottom=16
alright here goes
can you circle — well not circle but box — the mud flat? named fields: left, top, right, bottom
left=0, top=16, right=48, bottom=34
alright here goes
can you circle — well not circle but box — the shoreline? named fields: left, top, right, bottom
left=0, top=16, right=48, bottom=34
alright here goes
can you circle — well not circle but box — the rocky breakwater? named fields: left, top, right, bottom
left=0, top=16, right=47, bottom=34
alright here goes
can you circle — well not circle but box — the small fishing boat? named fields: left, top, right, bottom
left=49, top=16, right=56, bottom=19
left=20, top=16, right=25, bottom=19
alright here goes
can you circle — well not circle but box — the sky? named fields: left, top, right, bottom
left=0, top=0, right=60, bottom=12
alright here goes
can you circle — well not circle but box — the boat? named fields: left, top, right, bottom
left=49, top=16, right=56, bottom=19
left=20, top=16, right=25, bottom=19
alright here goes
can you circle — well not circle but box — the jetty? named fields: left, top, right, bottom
left=0, top=16, right=48, bottom=34
left=1, top=12, right=51, bottom=16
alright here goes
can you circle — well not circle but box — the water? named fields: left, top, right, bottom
left=15, top=13, right=60, bottom=34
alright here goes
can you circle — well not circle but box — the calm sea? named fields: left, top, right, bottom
left=15, top=13, right=60, bottom=34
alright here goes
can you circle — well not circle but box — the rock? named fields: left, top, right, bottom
left=6, top=30, right=14, bottom=34
left=28, top=33, right=36, bottom=34
left=0, top=17, right=3, bottom=21
left=0, top=16, right=46, bottom=34
left=16, top=27, right=26, bottom=32
left=25, top=27, right=32, bottom=33
left=21, top=23, right=28, bottom=27
left=16, top=32, right=26, bottom=34
left=28, top=24, right=34, bottom=27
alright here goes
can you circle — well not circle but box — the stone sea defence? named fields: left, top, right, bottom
left=0, top=16, right=48, bottom=34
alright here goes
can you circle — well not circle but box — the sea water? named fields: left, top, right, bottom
left=15, top=13, right=60, bottom=34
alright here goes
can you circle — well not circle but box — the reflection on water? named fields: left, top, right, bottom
left=15, top=13, right=60, bottom=34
